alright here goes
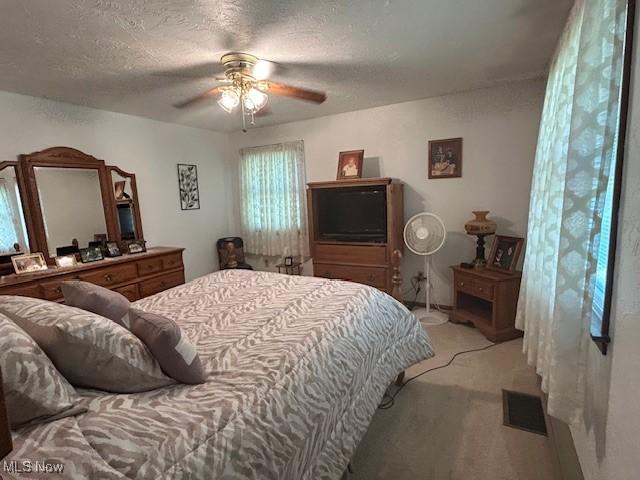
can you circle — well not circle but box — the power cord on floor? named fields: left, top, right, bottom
left=378, top=342, right=497, bottom=410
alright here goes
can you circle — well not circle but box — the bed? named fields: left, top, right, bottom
left=5, top=269, right=433, bottom=479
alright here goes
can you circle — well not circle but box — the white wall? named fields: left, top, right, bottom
left=569, top=8, right=640, bottom=479
left=229, top=79, right=545, bottom=303
left=0, top=90, right=231, bottom=280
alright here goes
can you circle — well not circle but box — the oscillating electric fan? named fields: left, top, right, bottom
left=403, top=213, right=449, bottom=326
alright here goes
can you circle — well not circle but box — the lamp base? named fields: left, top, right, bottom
left=472, top=233, right=490, bottom=268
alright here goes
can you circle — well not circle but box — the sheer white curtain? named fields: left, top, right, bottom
left=0, top=179, right=24, bottom=253
left=516, top=0, right=628, bottom=424
left=239, top=141, right=309, bottom=257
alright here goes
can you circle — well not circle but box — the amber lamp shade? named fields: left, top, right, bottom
left=464, top=211, right=497, bottom=267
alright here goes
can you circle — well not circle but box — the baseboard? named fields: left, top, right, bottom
left=404, top=300, right=453, bottom=311
left=541, top=394, right=585, bottom=480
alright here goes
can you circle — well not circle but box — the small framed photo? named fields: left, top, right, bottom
left=127, top=240, right=147, bottom=254
left=79, top=246, right=104, bottom=264
left=428, top=137, right=462, bottom=179
left=284, top=256, right=294, bottom=266
left=55, top=254, right=78, bottom=269
left=12, top=253, right=48, bottom=275
left=487, top=235, right=524, bottom=273
left=105, top=241, right=122, bottom=257
left=337, top=150, right=364, bottom=180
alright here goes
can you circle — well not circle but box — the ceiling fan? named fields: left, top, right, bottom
left=173, top=52, right=327, bottom=131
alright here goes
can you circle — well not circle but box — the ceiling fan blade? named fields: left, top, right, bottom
left=173, top=86, right=222, bottom=109
left=264, top=81, right=327, bottom=104
left=254, top=106, right=273, bottom=117
left=153, top=62, right=225, bottom=79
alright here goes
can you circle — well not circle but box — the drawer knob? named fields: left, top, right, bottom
left=104, top=274, right=113, bottom=282
left=55, top=286, right=61, bottom=294
left=478, top=287, right=483, bottom=292
left=460, top=282, right=465, bottom=287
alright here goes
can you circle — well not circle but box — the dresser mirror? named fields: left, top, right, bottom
left=34, top=166, right=108, bottom=257
left=14, top=147, right=143, bottom=265
left=110, top=166, right=143, bottom=241
left=0, top=162, right=30, bottom=275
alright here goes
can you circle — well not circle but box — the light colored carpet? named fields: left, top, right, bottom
left=351, top=322, right=558, bottom=480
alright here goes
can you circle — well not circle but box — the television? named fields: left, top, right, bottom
left=316, top=186, right=387, bottom=242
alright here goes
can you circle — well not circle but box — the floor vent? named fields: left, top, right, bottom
left=502, top=389, right=548, bottom=436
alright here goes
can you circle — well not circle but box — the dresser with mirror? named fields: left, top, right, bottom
left=0, top=147, right=184, bottom=302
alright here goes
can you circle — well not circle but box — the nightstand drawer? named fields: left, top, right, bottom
left=472, top=281, right=494, bottom=301
left=454, top=273, right=474, bottom=294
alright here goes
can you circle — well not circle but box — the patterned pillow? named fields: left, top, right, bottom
left=0, top=296, right=175, bottom=393
left=0, top=313, right=86, bottom=429
left=129, top=308, right=206, bottom=384
left=61, top=280, right=130, bottom=328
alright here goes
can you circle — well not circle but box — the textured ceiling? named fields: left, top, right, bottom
left=0, top=0, right=572, bottom=132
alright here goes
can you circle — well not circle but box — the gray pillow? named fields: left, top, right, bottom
left=0, top=313, right=86, bottom=429
left=129, top=308, right=206, bottom=384
left=62, top=280, right=130, bottom=328
left=0, top=296, right=175, bottom=393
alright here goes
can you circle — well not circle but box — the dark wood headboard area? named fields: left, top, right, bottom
left=0, top=367, right=13, bottom=460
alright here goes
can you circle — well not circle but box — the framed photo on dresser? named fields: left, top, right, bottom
left=336, top=150, right=364, bottom=180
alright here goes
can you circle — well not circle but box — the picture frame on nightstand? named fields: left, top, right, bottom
left=487, top=235, right=524, bottom=273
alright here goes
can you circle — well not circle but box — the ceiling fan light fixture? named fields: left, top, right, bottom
left=246, top=88, right=268, bottom=112
left=218, top=89, right=240, bottom=113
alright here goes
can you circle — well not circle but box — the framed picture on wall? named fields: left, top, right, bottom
left=177, top=164, right=200, bottom=210
left=428, top=137, right=462, bottom=179
left=487, top=235, right=524, bottom=273
left=336, top=150, right=364, bottom=180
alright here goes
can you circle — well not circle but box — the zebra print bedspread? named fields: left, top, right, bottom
left=6, top=270, right=433, bottom=479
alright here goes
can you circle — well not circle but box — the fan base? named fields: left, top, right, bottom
left=414, top=309, right=449, bottom=326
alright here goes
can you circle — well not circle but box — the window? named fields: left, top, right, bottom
left=239, top=141, right=309, bottom=257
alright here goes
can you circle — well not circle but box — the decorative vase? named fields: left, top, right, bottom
left=464, top=211, right=497, bottom=267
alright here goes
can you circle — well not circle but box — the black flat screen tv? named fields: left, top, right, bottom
left=316, top=186, right=387, bottom=242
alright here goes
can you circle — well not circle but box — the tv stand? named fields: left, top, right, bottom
left=307, top=178, right=404, bottom=296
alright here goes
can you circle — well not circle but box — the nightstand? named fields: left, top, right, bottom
left=450, top=266, right=523, bottom=342
left=276, top=262, right=302, bottom=275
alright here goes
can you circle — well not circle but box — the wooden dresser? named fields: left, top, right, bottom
left=307, top=178, right=403, bottom=294
left=0, top=247, right=185, bottom=303
left=450, top=265, right=522, bottom=342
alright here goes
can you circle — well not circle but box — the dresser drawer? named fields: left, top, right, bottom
left=39, top=279, right=66, bottom=301
left=472, top=280, right=494, bottom=301
left=313, top=244, right=387, bottom=266
left=137, top=257, right=164, bottom=276
left=1, top=283, right=42, bottom=299
left=114, top=284, right=140, bottom=302
left=314, top=263, right=387, bottom=289
left=81, top=264, right=138, bottom=287
left=139, top=271, right=185, bottom=298
left=161, top=253, right=183, bottom=271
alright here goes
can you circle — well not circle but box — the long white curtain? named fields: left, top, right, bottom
left=516, top=0, right=628, bottom=424
left=239, top=141, right=309, bottom=257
